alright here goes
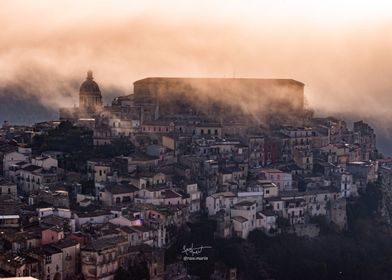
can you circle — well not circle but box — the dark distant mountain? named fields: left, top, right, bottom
left=0, top=87, right=57, bottom=125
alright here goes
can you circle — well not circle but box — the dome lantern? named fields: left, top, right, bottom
left=87, top=70, right=93, bottom=80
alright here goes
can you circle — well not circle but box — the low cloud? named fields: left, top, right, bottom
left=1, top=1, right=392, bottom=153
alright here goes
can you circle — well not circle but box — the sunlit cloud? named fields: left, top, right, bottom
left=1, top=0, right=392, bottom=152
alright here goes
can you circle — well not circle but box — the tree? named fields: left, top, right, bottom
left=30, top=121, right=134, bottom=172
left=276, top=216, right=290, bottom=234
left=114, top=267, right=131, bottom=280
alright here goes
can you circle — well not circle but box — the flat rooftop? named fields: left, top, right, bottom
left=134, top=77, right=304, bottom=87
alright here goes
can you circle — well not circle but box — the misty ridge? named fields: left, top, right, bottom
left=1, top=65, right=392, bottom=155
left=0, top=67, right=123, bottom=124
left=0, top=72, right=307, bottom=124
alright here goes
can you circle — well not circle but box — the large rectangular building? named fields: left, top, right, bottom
left=133, top=77, right=305, bottom=121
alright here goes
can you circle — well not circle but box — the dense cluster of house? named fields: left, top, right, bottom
left=0, top=73, right=385, bottom=280
left=0, top=115, right=383, bottom=280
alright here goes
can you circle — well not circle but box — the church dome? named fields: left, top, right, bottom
left=79, top=70, right=103, bottom=110
left=79, top=70, right=101, bottom=94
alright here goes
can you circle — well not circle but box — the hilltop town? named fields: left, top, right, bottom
left=0, top=71, right=389, bottom=280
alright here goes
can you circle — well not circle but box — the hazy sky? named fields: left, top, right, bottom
left=1, top=0, right=392, bottom=147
